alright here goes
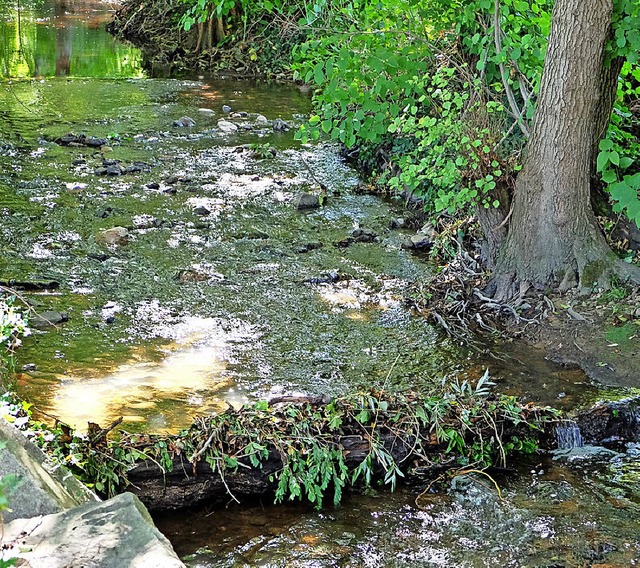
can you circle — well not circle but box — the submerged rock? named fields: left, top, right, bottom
left=173, top=116, right=196, bottom=128
left=97, top=226, right=129, bottom=247
left=106, top=163, right=124, bottom=176
left=193, top=205, right=211, bottom=216
left=293, top=193, right=320, bottom=210
left=222, top=104, right=232, bottom=113
left=295, top=242, right=323, bottom=253
left=55, top=133, right=107, bottom=148
left=352, top=227, right=378, bottom=243
left=304, top=270, right=340, bottom=284
left=30, top=310, right=69, bottom=329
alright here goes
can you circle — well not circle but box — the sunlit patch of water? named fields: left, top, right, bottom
left=49, top=315, right=259, bottom=431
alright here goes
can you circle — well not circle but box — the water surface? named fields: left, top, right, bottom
left=2, top=2, right=640, bottom=567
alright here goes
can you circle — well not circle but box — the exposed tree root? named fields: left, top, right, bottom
left=411, top=216, right=640, bottom=343
left=108, top=0, right=301, bottom=78
left=409, top=218, right=546, bottom=345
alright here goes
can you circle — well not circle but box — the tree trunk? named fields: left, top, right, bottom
left=490, top=0, right=640, bottom=300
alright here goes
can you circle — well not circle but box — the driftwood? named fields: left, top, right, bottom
left=115, top=388, right=555, bottom=512
left=40, top=389, right=639, bottom=513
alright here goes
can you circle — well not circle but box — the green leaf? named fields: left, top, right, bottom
left=620, top=156, right=634, bottom=169
left=599, top=138, right=614, bottom=151
left=597, top=151, right=610, bottom=172
left=313, top=62, right=325, bottom=85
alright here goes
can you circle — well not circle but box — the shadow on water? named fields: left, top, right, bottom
left=154, top=450, right=640, bottom=567
left=2, top=2, right=640, bottom=566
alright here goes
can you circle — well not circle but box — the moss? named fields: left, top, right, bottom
left=581, top=259, right=611, bottom=289
left=605, top=323, right=637, bottom=348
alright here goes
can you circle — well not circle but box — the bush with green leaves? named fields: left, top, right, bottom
left=294, top=0, right=640, bottom=229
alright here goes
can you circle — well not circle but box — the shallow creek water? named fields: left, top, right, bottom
left=2, top=2, right=640, bottom=566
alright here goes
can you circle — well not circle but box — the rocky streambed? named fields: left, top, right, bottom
left=1, top=76, right=469, bottom=433
left=1, top=1, right=640, bottom=565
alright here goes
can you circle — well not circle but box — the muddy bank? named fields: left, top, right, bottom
left=530, top=293, right=640, bottom=389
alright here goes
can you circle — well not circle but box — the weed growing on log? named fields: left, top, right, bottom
left=2, top=376, right=557, bottom=509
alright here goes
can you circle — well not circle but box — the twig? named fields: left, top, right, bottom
left=493, top=0, right=529, bottom=137
left=90, top=417, right=124, bottom=445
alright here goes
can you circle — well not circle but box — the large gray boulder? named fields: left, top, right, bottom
left=0, top=419, right=96, bottom=522
left=1, top=492, right=185, bottom=567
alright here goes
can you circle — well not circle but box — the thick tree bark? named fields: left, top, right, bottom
left=490, top=0, right=640, bottom=300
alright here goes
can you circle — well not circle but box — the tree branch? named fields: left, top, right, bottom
left=493, top=0, right=529, bottom=137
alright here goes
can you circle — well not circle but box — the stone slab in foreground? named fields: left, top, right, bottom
left=1, top=492, right=186, bottom=568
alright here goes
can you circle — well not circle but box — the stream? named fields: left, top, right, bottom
left=1, top=1, right=640, bottom=566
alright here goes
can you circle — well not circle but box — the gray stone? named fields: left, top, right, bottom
left=409, top=233, right=433, bottom=249
left=96, top=226, right=129, bottom=247
left=30, top=310, right=69, bottom=329
left=173, top=116, right=196, bottom=128
left=1, top=492, right=185, bottom=568
left=0, top=419, right=96, bottom=522
left=193, top=205, right=211, bottom=216
left=218, top=119, right=238, bottom=133
left=105, top=164, right=123, bottom=176
left=352, top=228, right=377, bottom=243
left=293, top=193, right=320, bottom=210
left=255, top=114, right=269, bottom=125
left=419, top=223, right=437, bottom=240
left=222, top=104, right=232, bottom=113
left=273, top=118, right=291, bottom=132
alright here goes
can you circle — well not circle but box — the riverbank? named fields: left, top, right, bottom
left=107, top=0, right=301, bottom=79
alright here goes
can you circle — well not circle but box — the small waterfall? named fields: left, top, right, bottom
left=555, top=421, right=584, bottom=450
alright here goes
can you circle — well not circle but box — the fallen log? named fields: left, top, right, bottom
left=80, top=378, right=557, bottom=512
left=26, top=383, right=640, bottom=513
left=126, top=423, right=428, bottom=511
